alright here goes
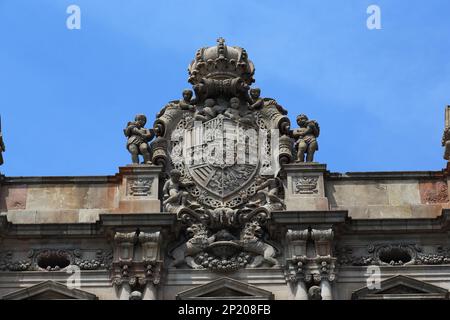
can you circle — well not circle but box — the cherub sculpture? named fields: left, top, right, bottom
left=223, top=97, right=254, bottom=125
left=194, top=98, right=224, bottom=122
left=248, top=176, right=285, bottom=208
left=156, top=89, right=196, bottom=118
left=178, top=89, right=196, bottom=111
left=162, top=169, right=194, bottom=212
left=124, top=114, right=155, bottom=164
left=248, top=88, right=264, bottom=110
left=291, top=114, right=320, bottom=163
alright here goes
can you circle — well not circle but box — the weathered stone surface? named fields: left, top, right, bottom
left=0, top=185, right=27, bottom=211
left=419, top=180, right=449, bottom=204
left=326, top=178, right=447, bottom=219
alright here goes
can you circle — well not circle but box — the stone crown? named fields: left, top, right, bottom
left=188, top=37, right=255, bottom=85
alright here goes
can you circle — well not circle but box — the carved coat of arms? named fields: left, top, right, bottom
left=149, top=38, right=294, bottom=271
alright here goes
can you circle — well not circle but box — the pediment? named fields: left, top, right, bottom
left=2, top=280, right=98, bottom=300
left=176, top=277, right=274, bottom=300
left=352, top=275, right=449, bottom=300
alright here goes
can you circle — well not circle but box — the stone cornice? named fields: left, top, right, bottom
left=2, top=176, right=119, bottom=185
left=345, top=210, right=450, bottom=233
left=271, top=210, right=450, bottom=234
left=327, top=170, right=445, bottom=180
left=0, top=213, right=176, bottom=237
left=271, top=210, right=348, bottom=226
left=100, top=213, right=176, bottom=227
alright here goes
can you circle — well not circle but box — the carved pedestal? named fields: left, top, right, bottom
left=284, top=163, right=329, bottom=211
left=117, top=165, right=162, bottom=213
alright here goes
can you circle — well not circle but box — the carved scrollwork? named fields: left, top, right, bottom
left=335, top=243, right=450, bottom=267
left=0, top=248, right=113, bottom=272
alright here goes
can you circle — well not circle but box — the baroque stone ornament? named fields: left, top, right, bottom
left=308, top=285, right=322, bottom=300
left=0, top=249, right=113, bottom=272
left=291, top=114, right=319, bottom=163
left=155, top=38, right=294, bottom=271
left=336, top=243, right=435, bottom=266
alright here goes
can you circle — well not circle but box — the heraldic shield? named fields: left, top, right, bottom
left=185, top=115, right=259, bottom=200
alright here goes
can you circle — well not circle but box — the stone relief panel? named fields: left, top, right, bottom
left=293, top=176, right=319, bottom=194
left=0, top=248, right=113, bottom=272
left=126, top=177, right=154, bottom=197
left=336, top=243, right=450, bottom=266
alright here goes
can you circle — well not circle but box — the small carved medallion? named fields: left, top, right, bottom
left=293, top=176, right=319, bottom=194
left=127, top=178, right=153, bottom=196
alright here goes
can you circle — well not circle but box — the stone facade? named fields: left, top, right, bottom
left=1, top=40, right=450, bottom=300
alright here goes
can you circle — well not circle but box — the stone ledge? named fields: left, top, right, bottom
left=0, top=213, right=176, bottom=236
left=271, top=210, right=348, bottom=225
left=118, top=165, right=164, bottom=176
left=165, top=268, right=287, bottom=285
left=2, top=176, right=119, bottom=185
left=327, top=171, right=445, bottom=180
left=100, top=213, right=176, bottom=227
left=347, top=211, right=450, bottom=233
left=283, top=163, right=327, bottom=172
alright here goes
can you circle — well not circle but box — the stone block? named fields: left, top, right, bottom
left=0, top=185, right=27, bottom=211
left=5, top=210, right=37, bottom=224
left=283, top=163, right=329, bottom=211
left=35, top=210, right=79, bottom=224
left=117, top=165, right=163, bottom=214
left=116, top=200, right=161, bottom=213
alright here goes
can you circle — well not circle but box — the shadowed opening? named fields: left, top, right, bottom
left=379, top=247, right=412, bottom=264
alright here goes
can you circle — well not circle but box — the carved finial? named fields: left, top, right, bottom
left=217, top=37, right=226, bottom=58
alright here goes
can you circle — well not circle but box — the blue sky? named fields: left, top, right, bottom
left=0, top=0, right=449, bottom=176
